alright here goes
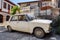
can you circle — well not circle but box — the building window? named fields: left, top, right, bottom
left=30, top=5, right=36, bottom=9
left=40, top=10, right=51, bottom=15
left=42, top=0, right=51, bottom=1
left=6, top=16, right=10, bottom=21
left=3, top=2, right=7, bottom=9
left=26, top=3, right=30, bottom=6
left=0, top=14, right=3, bottom=23
left=11, top=6, right=13, bottom=9
left=46, top=9, right=52, bottom=15
left=38, top=2, right=42, bottom=7
left=8, top=4, right=10, bottom=10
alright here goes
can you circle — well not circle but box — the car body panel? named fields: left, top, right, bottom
left=4, top=14, right=52, bottom=33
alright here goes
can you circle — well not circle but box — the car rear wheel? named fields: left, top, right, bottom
left=34, top=28, right=45, bottom=38
left=7, top=26, right=12, bottom=32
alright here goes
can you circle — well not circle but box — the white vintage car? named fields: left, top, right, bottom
left=4, top=14, right=52, bottom=38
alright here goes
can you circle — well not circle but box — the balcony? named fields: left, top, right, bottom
left=42, top=0, right=52, bottom=1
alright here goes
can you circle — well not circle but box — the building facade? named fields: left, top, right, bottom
left=0, top=0, right=15, bottom=23
left=18, top=1, right=41, bottom=17
left=18, top=0, right=59, bottom=20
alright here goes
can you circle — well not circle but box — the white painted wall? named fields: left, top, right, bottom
left=0, top=0, right=1, bottom=9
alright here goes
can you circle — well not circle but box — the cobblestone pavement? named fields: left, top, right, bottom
left=0, top=26, right=60, bottom=40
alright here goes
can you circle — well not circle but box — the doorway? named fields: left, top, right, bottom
left=0, top=14, right=3, bottom=23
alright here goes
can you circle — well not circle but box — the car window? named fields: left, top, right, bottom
left=27, top=15, right=35, bottom=21
left=10, top=16, right=18, bottom=21
left=18, top=15, right=28, bottom=21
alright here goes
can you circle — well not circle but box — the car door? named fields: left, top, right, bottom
left=18, top=15, right=29, bottom=32
left=9, top=15, right=19, bottom=30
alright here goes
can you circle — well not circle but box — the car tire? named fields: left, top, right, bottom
left=7, top=26, right=12, bottom=32
left=34, top=28, right=45, bottom=38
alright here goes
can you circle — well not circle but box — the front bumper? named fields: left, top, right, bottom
left=45, top=27, right=52, bottom=33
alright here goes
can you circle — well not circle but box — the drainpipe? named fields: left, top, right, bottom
left=58, top=0, right=60, bottom=15
left=45, top=3, right=47, bottom=19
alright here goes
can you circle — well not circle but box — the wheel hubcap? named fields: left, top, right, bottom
left=36, top=31, right=42, bottom=36
left=35, top=29, right=44, bottom=38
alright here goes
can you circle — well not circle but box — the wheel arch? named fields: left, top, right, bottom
left=7, top=25, right=10, bottom=28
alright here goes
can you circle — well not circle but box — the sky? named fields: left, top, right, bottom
left=10, top=0, right=37, bottom=5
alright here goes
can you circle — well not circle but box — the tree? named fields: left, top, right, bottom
left=10, top=6, right=20, bottom=15
left=51, top=15, right=60, bottom=34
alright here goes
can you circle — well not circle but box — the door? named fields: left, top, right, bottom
left=18, top=15, right=29, bottom=32
left=0, top=15, right=3, bottom=23
left=10, top=15, right=19, bottom=30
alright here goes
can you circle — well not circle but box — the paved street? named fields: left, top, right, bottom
left=0, top=26, right=60, bottom=40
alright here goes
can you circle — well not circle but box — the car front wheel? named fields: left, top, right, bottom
left=34, top=28, right=45, bottom=38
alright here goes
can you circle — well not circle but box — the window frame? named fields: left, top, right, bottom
left=3, top=2, right=7, bottom=9
left=8, top=4, right=10, bottom=10
left=18, top=15, right=28, bottom=21
left=10, top=15, right=18, bottom=21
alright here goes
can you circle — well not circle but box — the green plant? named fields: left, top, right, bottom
left=56, top=26, right=60, bottom=34
left=10, top=6, right=20, bottom=15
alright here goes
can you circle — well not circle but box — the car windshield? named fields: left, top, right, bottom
left=27, top=14, right=35, bottom=21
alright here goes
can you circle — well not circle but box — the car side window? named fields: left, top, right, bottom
left=11, top=16, right=18, bottom=21
left=18, top=15, right=28, bottom=21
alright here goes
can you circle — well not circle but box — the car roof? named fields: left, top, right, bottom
left=15, top=14, right=27, bottom=15
left=11, top=14, right=27, bottom=16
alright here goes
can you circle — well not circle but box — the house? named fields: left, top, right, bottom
left=18, top=1, right=41, bottom=17
left=0, top=0, right=15, bottom=24
left=40, top=0, right=59, bottom=19
left=18, top=0, right=60, bottom=20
